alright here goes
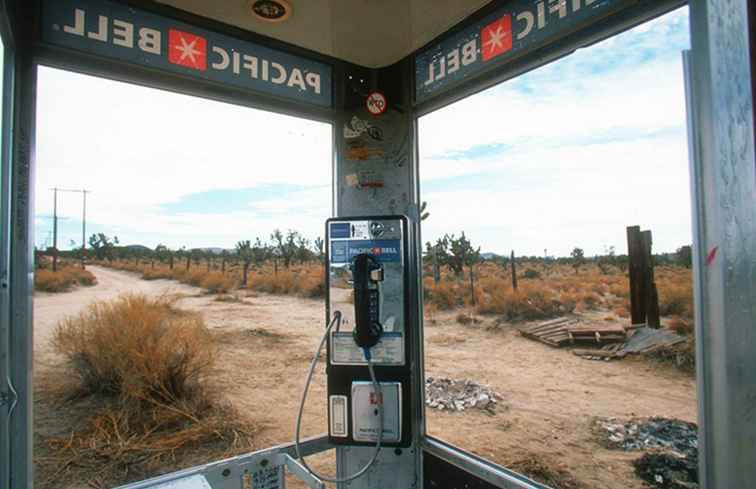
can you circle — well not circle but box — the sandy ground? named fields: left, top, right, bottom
left=33, top=266, right=697, bottom=489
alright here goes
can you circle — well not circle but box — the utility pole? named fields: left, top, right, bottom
left=52, top=188, right=58, bottom=272
left=81, top=190, right=89, bottom=268
left=50, top=187, right=91, bottom=271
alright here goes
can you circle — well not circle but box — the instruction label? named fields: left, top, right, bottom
left=331, top=332, right=404, bottom=365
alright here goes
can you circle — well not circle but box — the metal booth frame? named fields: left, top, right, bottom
left=0, top=0, right=754, bottom=488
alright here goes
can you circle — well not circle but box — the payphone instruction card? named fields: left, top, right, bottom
left=331, top=331, right=404, bottom=365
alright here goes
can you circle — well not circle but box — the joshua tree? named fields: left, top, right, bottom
left=314, top=237, right=325, bottom=262
left=571, top=247, right=585, bottom=275
left=236, top=240, right=253, bottom=287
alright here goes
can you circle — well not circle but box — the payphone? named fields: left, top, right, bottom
left=295, top=216, right=412, bottom=482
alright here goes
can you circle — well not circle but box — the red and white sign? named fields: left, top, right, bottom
left=168, top=29, right=207, bottom=71
left=481, top=15, right=513, bottom=62
left=366, top=91, right=387, bottom=116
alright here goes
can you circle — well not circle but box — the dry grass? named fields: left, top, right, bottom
left=101, top=260, right=325, bottom=299
left=41, top=294, right=252, bottom=488
left=423, top=262, right=692, bottom=326
left=35, top=266, right=97, bottom=293
left=247, top=265, right=325, bottom=298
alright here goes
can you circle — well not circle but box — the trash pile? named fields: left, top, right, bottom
left=425, top=377, right=502, bottom=414
left=597, top=417, right=699, bottom=489
left=634, top=452, right=698, bottom=489
left=597, top=417, right=697, bottom=455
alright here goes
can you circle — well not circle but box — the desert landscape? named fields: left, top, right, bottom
left=32, top=249, right=697, bottom=489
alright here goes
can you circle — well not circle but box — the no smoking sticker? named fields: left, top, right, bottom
left=366, top=91, right=387, bottom=116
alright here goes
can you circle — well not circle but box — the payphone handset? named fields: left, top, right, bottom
left=350, top=253, right=384, bottom=349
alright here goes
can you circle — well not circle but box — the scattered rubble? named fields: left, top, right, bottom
left=596, top=417, right=697, bottom=455
left=425, top=377, right=502, bottom=414
left=597, top=417, right=699, bottom=489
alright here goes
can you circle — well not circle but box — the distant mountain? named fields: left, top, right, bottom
left=481, top=252, right=502, bottom=260
left=123, top=244, right=151, bottom=252
left=198, top=247, right=227, bottom=255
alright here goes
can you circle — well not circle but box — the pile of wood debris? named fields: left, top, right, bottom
left=518, top=318, right=687, bottom=361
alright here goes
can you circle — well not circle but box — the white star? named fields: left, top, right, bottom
left=174, top=36, right=202, bottom=66
left=484, top=25, right=506, bottom=54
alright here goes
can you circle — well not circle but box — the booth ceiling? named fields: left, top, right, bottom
left=154, top=0, right=492, bottom=68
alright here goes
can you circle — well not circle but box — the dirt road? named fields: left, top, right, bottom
left=34, top=266, right=198, bottom=363
left=33, top=266, right=697, bottom=489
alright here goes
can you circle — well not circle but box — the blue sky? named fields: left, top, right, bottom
left=35, top=7, right=691, bottom=257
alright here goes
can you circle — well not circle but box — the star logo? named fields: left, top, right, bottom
left=168, top=29, right=207, bottom=71
left=481, top=15, right=513, bottom=62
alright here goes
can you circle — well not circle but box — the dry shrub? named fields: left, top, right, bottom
left=508, top=457, right=581, bottom=489
left=477, top=282, right=568, bottom=322
left=658, top=281, right=694, bottom=318
left=186, top=270, right=208, bottom=288
left=424, top=278, right=463, bottom=310
left=200, top=272, right=237, bottom=294
left=35, top=267, right=97, bottom=292
left=668, top=316, right=694, bottom=336
left=45, top=294, right=251, bottom=485
left=647, top=337, right=696, bottom=373
left=52, top=294, right=214, bottom=400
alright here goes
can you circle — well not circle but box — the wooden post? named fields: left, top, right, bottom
left=169, top=253, right=174, bottom=270
left=185, top=256, right=191, bottom=271
left=432, top=248, right=440, bottom=284
left=641, top=230, right=661, bottom=328
left=510, top=250, right=518, bottom=290
left=469, top=265, right=476, bottom=306
left=627, top=226, right=646, bottom=324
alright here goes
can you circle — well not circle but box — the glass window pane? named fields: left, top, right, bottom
left=33, top=67, right=334, bottom=488
left=420, top=8, right=698, bottom=489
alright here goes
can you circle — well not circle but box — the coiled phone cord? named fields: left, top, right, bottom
left=295, top=311, right=384, bottom=483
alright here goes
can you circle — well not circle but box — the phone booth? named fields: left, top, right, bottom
left=0, top=1, right=754, bottom=488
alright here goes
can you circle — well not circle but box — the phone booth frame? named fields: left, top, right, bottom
left=0, top=1, right=754, bottom=488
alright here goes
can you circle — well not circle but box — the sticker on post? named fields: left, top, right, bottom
left=366, top=91, right=387, bottom=116
left=329, top=395, right=348, bottom=437
left=331, top=331, right=404, bottom=365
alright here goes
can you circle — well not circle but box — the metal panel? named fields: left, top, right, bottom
left=334, top=59, right=423, bottom=489
left=115, top=436, right=334, bottom=489
left=422, top=438, right=547, bottom=489
left=8, top=16, right=34, bottom=488
left=40, top=0, right=332, bottom=107
left=686, top=1, right=756, bottom=488
left=0, top=17, right=14, bottom=489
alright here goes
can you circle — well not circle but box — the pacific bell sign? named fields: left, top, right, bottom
left=42, top=0, right=332, bottom=107
left=415, top=0, right=630, bottom=103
